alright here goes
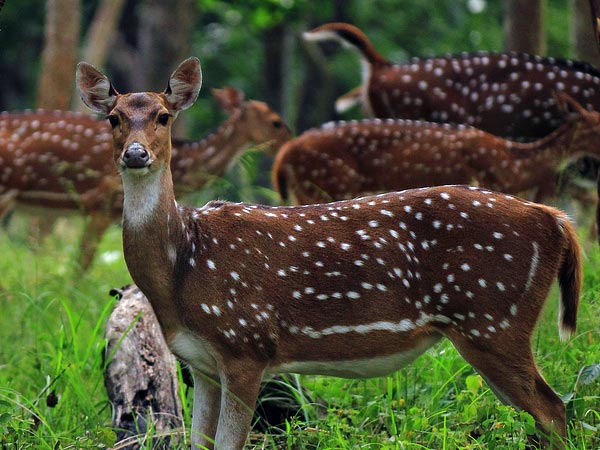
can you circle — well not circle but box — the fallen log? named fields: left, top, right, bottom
left=105, top=285, right=183, bottom=449
left=105, top=284, right=317, bottom=448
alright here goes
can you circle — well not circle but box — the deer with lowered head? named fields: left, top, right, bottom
left=77, top=57, right=582, bottom=449
left=0, top=86, right=289, bottom=270
left=272, top=92, right=600, bottom=206
left=304, top=22, right=600, bottom=204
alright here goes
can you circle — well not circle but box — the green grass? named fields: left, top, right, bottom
left=0, top=205, right=599, bottom=449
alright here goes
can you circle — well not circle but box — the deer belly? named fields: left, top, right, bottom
left=270, top=333, right=441, bottom=378
left=17, top=191, right=82, bottom=210
left=169, top=329, right=219, bottom=377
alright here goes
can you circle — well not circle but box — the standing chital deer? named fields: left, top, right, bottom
left=304, top=22, right=600, bottom=142
left=272, top=92, right=600, bottom=205
left=0, top=87, right=289, bottom=270
left=77, top=57, right=582, bottom=449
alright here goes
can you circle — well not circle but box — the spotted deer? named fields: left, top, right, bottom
left=77, top=57, right=581, bottom=449
left=304, top=22, right=600, bottom=142
left=272, top=92, right=600, bottom=205
left=171, top=86, right=290, bottom=193
left=0, top=87, right=289, bottom=270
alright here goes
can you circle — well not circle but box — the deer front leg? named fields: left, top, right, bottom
left=534, top=174, right=559, bottom=203
left=77, top=211, right=113, bottom=272
left=0, top=189, right=18, bottom=220
left=214, top=361, right=264, bottom=450
left=190, top=370, right=221, bottom=449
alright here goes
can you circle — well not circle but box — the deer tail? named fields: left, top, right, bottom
left=556, top=214, right=583, bottom=341
left=303, top=23, right=389, bottom=65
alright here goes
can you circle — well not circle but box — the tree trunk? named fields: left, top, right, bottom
left=73, top=0, right=127, bottom=111
left=294, top=0, right=353, bottom=132
left=574, top=0, right=600, bottom=65
left=296, top=37, right=339, bottom=133
left=133, top=0, right=198, bottom=136
left=37, top=0, right=81, bottom=110
left=503, top=0, right=546, bottom=54
left=133, top=0, right=197, bottom=91
left=589, top=0, right=600, bottom=52
left=262, top=23, right=286, bottom=117
left=105, top=285, right=183, bottom=449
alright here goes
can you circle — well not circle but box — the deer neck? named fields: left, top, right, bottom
left=172, top=110, right=250, bottom=190
left=510, top=121, right=577, bottom=160
left=121, top=165, right=191, bottom=336
left=502, top=123, right=577, bottom=189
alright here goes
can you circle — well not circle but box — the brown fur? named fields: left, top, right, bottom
left=305, top=22, right=600, bottom=141
left=272, top=94, right=600, bottom=206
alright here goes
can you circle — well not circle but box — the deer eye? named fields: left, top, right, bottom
left=107, top=115, right=120, bottom=128
left=272, top=119, right=283, bottom=129
left=157, top=113, right=171, bottom=126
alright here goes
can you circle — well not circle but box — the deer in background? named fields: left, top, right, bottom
left=273, top=93, right=600, bottom=206
left=304, top=22, right=600, bottom=214
left=304, top=22, right=600, bottom=142
left=171, top=86, right=290, bottom=193
left=77, top=56, right=581, bottom=449
left=0, top=87, right=290, bottom=270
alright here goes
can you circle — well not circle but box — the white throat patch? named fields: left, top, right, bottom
left=122, top=168, right=163, bottom=228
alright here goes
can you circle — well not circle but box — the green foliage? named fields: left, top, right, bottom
left=0, top=0, right=45, bottom=109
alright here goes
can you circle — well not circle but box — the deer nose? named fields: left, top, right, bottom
left=123, top=142, right=150, bottom=168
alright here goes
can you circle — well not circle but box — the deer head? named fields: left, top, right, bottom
left=77, top=57, right=202, bottom=177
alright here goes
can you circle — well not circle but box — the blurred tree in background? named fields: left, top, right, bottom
left=36, top=0, right=81, bottom=109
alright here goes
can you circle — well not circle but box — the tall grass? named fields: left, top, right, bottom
left=0, top=186, right=599, bottom=448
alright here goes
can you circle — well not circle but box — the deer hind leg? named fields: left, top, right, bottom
left=190, top=370, right=221, bottom=450
left=27, top=215, right=59, bottom=250
left=448, top=334, right=566, bottom=449
left=214, top=360, right=265, bottom=450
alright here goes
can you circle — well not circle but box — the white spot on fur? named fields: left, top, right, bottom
left=524, top=242, right=540, bottom=292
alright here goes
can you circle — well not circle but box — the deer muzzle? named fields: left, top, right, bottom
left=122, top=142, right=151, bottom=169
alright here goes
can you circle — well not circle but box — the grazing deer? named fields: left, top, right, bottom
left=303, top=22, right=600, bottom=142
left=272, top=93, right=600, bottom=205
left=0, top=87, right=289, bottom=270
left=171, top=86, right=290, bottom=193
left=77, top=56, right=581, bottom=449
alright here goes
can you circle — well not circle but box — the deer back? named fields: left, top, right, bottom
left=272, top=118, right=573, bottom=205
left=368, top=53, right=600, bottom=140
left=164, top=185, right=579, bottom=367
left=0, top=110, right=117, bottom=211
left=306, top=23, right=600, bottom=141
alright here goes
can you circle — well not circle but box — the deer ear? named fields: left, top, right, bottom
left=165, top=57, right=202, bottom=112
left=211, top=86, right=245, bottom=113
left=76, top=62, right=119, bottom=114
